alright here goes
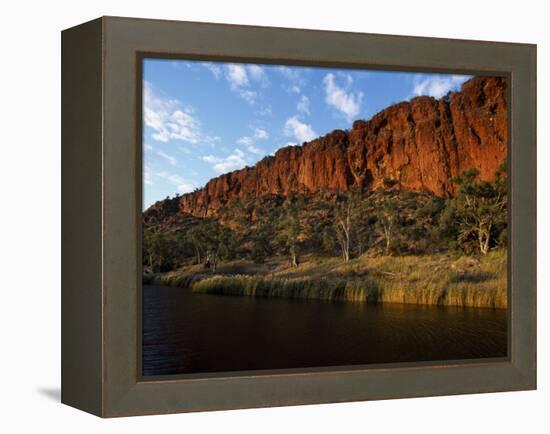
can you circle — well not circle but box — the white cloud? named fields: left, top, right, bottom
left=203, top=135, right=222, bottom=148
left=223, top=64, right=268, bottom=105
left=156, top=150, right=177, bottom=166
left=202, top=155, right=218, bottom=164
left=257, top=106, right=273, bottom=117
left=297, top=95, right=310, bottom=115
left=143, top=82, right=201, bottom=143
left=237, top=136, right=253, bottom=146
left=246, top=144, right=264, bottom=155
left=273, top=142, right=299, bottom=155
left=323, top=73, right=363, bottom=122
left=143, top=142, right=178, bottom=166
left=203, top=149, right=248, bottom=173
left=247, top=64, right=267, bottom=83
left=236, top=128, right=269, bottom=156
left=202, top=62, right=222, bottom=79
left=144, top=164, right=153, bottom=185
left=177, top=183, right=196, bottom=193
left=225, top=64, right=249, bottom=88
left=253, top=128, right=269, bottom=139
left=277, top=66, right=307, bottom=94
left=236, top=128, right=268, bottom=152
left=143, top=82, right=221, bottom=150
left=284, top=116, right=317, bottom=143
left=340, top=72, right=353, bottom=86
left=165, top=110, right=201, bottom=142
left=277, top=66, right=300, bottom=80
left=156, top=171, right=196, bottom=193
left=238, top=89, right=257, bottom=105
left=412, top=74, right=471, bottom=98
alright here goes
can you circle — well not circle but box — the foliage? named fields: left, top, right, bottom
left=251, top=224, right=272, bottom=263
left=143, top=166, right=507, bottom=271
left=440, top=164, right=507, bottom=255
left=275, top=204, right=302, bottom=267
left=142, top=229, right=176, bottom=273
left=153, top=250, right=507, bottom=309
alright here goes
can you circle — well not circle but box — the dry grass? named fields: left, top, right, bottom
left=145, top=250, right=507, bottom=309
left=191, top=275, right=379, bottom=303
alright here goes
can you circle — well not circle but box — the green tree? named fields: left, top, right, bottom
left=441, top=166, right=507, bottom=255
left=185, top=220, right=235, bottom=272
left=142, top=229, right=175, bottom=273
left=277, top=205, right=301, bottom=267
left=352, top=196, right=375, bottom=257
left=200, top=221, right=230, bottom=273
left=251, top=225, right=271, bottom=263
left=219, top=226, right=238, bottom=261
left=373, top=194, right=398, bottom=255
left=186, top=224, right=207, bottom=265
left=402, top=194, right=445, bottom=253
left=173, top=228, right=195, bottom=265
left=333, top=188, right=363, bottom=262
left=321, top=227, right=336, bottom=255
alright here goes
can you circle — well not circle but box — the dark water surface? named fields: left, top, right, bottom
left=142, top=285, right=507, bottom=376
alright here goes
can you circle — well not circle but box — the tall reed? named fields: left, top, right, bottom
left=190, top=274, right=506, bottom=308
left=191, top=275, right=380, bottom=303
left=145, top=250, right=508, bottom=309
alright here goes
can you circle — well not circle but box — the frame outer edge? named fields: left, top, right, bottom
left=519, top=44, right=537, bottom=388
left=508, top=43, right=537, bottom=389
left=61, top=17, right=105, bottom=416
left=97, top=17, right=537, bottom=417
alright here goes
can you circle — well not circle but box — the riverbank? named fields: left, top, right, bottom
left=143, top=250, right=507, bottom=309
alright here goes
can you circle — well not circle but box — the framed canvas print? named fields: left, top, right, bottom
left=61, top=16, right=536, bottom=417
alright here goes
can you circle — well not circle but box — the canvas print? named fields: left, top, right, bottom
left=141, top=59, right=508, bottom=376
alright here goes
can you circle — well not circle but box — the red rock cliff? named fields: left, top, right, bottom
left=176, top=76, right=507, bottom=217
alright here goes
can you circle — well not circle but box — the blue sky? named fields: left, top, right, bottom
left=143, top=58, right=471, bottom=209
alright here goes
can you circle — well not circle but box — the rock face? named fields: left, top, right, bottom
left=174, top=76, right=507, bottom=217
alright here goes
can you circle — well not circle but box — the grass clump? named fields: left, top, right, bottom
left=191, top=275, right=380, bottom=303
left=146, top=250, right=507, bottom=309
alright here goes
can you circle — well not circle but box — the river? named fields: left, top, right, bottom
left=142, top=284, right=507, bottom=376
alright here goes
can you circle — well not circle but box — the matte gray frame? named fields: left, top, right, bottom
left=62, top=16, right=536, bottom=417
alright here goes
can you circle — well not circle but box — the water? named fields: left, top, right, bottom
left=142, top=285, right=507, bottom=376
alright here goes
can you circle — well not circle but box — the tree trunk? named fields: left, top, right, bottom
left=339, top=211, right=351, bottom=263
left=206, top=250, right=218, bottom=273
left=479, top=223, right=491, bottom=255
left=479, top=235, right=488, bottom=255
left=383, top=223, right=391, bottom=255
left=338, top=234, right=350, bottom=262
left=335, top=201, right=352, bottom=263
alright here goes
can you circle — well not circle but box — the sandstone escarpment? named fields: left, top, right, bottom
left=162, top=76, right=507, bottom=218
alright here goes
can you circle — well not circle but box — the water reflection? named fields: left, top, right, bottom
left=142, top=285, right=507, bottom=376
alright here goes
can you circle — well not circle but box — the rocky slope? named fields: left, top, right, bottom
left=151, top=76, right=507, bottom=218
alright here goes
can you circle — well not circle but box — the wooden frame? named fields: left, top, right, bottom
left=61, top=16, right=537, bottom=417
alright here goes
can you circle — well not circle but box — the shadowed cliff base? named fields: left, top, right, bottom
left=143, top=249, right=507, bottom=309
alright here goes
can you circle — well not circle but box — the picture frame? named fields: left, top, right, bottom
left=61, top=16, right=536, bottom=417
